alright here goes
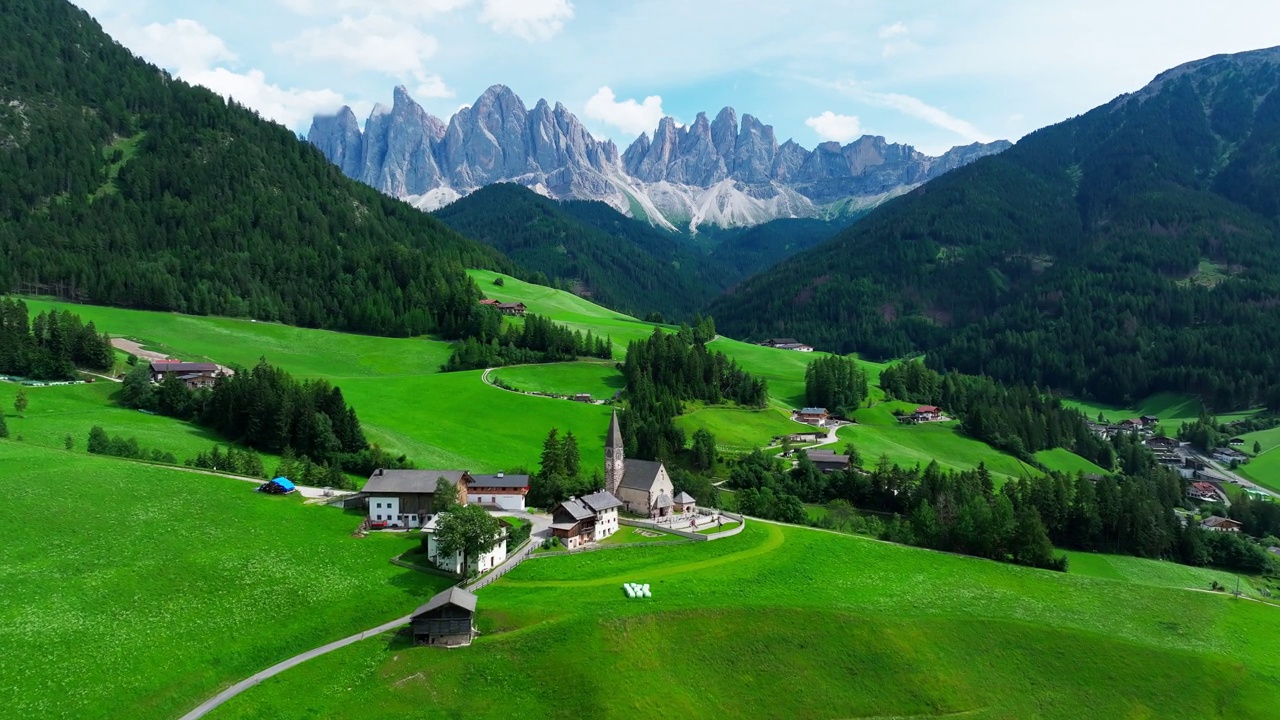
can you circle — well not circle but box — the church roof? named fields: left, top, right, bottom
left=653, top=492, right=673, bottom=509
left=618, top=459, right=666, bottom=491
left=606, top=409, right=623, bottom=449
left=673, top=491, right=696, bottom=504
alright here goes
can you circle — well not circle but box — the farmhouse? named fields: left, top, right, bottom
left=1229, top=437, right=1246, bottom=447
left=789, top=431, right=825, bottom=443
left=807, top=450, right=851, bottom=473
left=1187, top=482, right=1219, bottom=502
left=466, top=472, right=530, bottom=511
left=363, top=469, right=469, bottom=528
left=422, top=512, right=508, bottom=575
left=1145, top=436, right=1180, bottom=451
left=497, top=302, right=527, bottom=316
left=410, top=586, right=477, bottom=647
left=901, top=406, right=944, bottom=424
left=757, top=338, right=813, bottom=351
left=797, top=407, right=830, bottom=426
left=148, top=361, right=224, bottom=389
left=1141, top=415, right=1159, bottom=425
left=604, top=411, right=684, bottom=517
left=549, top=490, right=623, bottom=549
left=1200, top=516, right=1243, bottom=532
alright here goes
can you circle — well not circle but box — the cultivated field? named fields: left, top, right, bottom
left=0, top=443, right=450, bottom=720
left=206, top=521, right=1280, bottom=720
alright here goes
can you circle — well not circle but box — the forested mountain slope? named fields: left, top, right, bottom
left=434, top=183, right=711, bottom=318
left=0, top=0, right=512, bottom=338
left=711, top=47, right=1280, bottom=410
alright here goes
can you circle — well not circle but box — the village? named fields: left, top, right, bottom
left=328, top=410, right=743, bottom=648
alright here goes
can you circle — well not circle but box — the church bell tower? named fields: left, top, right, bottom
left=605, top=409, right=625, bottom=495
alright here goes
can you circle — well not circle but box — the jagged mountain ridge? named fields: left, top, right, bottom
left=308, top=85, right=1010, bottom=232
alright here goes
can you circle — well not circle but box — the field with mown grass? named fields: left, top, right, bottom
left=673, top=403, right=808, bottom=452
left=1238, top=425, right=1280, bottom=493
left=837, top=421, right=1039, bottom=482
left=1034, top=447, right=1108, bottom=476
left=1063, top=551, right=1261, bottom=596
left=0, top=443, right=449, bottom=720
left=0, top=381, right=238, bottom=463
left=490, top=360, right=623, bottom=399
left=208, top=521, right=1280, bottom=720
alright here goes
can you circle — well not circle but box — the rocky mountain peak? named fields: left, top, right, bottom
left=308, top=85, right=1011, bottom=229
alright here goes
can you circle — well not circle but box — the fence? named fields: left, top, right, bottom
left=465, top=537, right=537, bottom=592
left=619, top=510, right=746, bottom=542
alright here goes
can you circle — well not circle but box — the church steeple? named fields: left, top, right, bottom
left=605, top=409, right=625, bottom=495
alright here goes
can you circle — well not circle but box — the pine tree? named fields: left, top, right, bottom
left=562, top=431, right=580, bottom=479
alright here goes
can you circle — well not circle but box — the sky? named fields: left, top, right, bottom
left=75, top=0, right=1280, bottom=155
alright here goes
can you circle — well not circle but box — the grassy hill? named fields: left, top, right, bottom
left=205, top=521, right=1280, bottom=719
left=0, top=443, right=449, bottom=720
left=838, top=421, right=1039, bottom=483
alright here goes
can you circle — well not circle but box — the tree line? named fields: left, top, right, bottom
left=0, top=299, right=113, bottom=379
left=881, top=360, right=1114, bottom=469
left=442, top=312, right=612, bottom=372
left=804, top=355, right=870, bottom=416
left=119, top=358, right=409, bottom=476
left=620, top=327, right=766, bottom=461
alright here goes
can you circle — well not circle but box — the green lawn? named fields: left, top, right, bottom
left=851, top=400, right=920, bottom=426
left=838, top=421, right=1039, bottom=482
left=710, top=337, right=889, bottom=409
left=697, top=520, right=739, bottom=534
left=208, top=521, right=1280, bottom=720
left=673, top=404, right=807, bottom=452
left=19, top=298, right=453, bottom=380
left=0, top=442, right=450, bottom=720
left=1034, top=447, right=1108, bottom=476
left=490, top=361, right=623, bottom=399
left=0, top=380, right=248, bottom=465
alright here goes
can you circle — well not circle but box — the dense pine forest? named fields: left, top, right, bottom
left=712, top=48, right=1280, bottom=411
left=0, top=0, right=512, bottom=338
left=620, top=324, right=766, bottom=460
left=0, top=298, right=113, bottom=379
left=442, top=312, right=612, bottom=371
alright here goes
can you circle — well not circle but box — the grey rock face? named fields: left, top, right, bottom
left=308, top=86, right=1011, bottom=226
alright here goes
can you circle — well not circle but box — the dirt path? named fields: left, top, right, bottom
left=109, top=337, right=174, bottom=362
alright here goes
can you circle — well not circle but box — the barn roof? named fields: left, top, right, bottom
left=150, top=361, right=219, bottom=373
left=618, top=459, right=666, bottom=491
left=412, top=586, right=477, bottom=617
left=364, top=469, right=469, bottom=494
left=469, top=473, right=530, bottom=488
left=799, top=407, right=828, bottom=414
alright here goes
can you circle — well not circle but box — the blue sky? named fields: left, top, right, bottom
left=76, top=0, right=1280, bottom=155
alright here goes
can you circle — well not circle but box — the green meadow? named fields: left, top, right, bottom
left=673, top=403, right=807, bottom=452
left=838, top=420, right=1039, bottom=482
left=1239, top=426, right=1280, bottom=493
left=1034, top=447, right=1108, bottom=476
left=208, top=521, right=1280, bottom=720
left=0, top=443, right=448, bottom=720
left=710, top=336, right=889, bottom=409
left=490, top=360, right=623, bottom=399
left=1064, top=551, right=1261, bottom=596
left=0, top=381, right=227, bottom=462
left=1064, top=391, right=1263, bottom=429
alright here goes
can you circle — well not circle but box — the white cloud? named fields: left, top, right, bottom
left=825, top=79, right=995, bottom=144
left=805, top=111, right=863, bottom=143
left=480, top=0, right=573, bottom=42
left=275, top=0, right=474, bottom=18
left=583, top=87, right=665, bottom=137
left=878, top=21, right=908, bottom=39
left=120, top=19, right=237, bottom=75
left=184, top=67, right=346, bottom=128
left=274, top=14, right=454, bottom=97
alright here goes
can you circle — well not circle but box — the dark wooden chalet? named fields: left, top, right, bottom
left=497, top=302, right=527, bottom=316
left=550, top=497, right=596, bottom=549
left=410, top=586, right=478, bottom=646
left=807, top=450, right=851, bottom=473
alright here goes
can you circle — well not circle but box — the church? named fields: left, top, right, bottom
left=605, top=410, right=684, bottom=517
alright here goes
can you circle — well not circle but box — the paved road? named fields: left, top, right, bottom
left=1193, top=451, right=1278, bottom=500
left=179, top=508, right=552, bottom=720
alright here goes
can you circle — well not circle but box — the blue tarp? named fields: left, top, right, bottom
left=270, top=477, right=296, bottom=491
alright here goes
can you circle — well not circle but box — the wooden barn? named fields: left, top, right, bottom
left=410, top=586, right=478, bottom=647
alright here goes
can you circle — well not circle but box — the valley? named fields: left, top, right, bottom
left=3, top=2, right=1280, bottom=718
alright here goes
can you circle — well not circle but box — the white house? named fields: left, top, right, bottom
left=422, top=513, right=508, bottom=575
left=465, top=473, right=530, bottom=511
